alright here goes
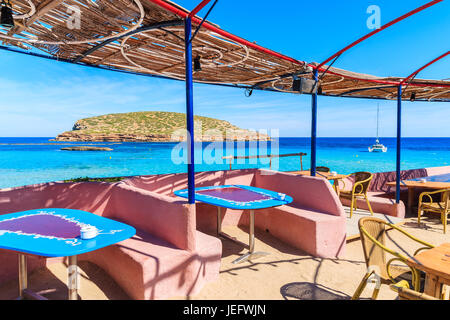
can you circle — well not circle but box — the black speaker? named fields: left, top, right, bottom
left=292, top=78, right=317, bottom=94
left=0, top=3, right=14, bottom=28
left=193, top=56, right=201, bottom=72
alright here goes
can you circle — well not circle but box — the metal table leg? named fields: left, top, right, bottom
left=231, top=210, right=269, bottom=264
left=407, top=188, right=415, bottom=212
left=68, top=255, right=78, bottom=300
left=17, top=254, right=47, bottom=300
left=18, top=254, right=27, bottom=299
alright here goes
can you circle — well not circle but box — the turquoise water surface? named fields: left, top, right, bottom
left=0, top=137, right=449, bottom=189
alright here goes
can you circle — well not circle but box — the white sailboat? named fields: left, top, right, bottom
left=368, top=104, right=387, bottom=153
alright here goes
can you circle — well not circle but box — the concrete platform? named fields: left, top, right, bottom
left=344, top=207, right=404, bottom=241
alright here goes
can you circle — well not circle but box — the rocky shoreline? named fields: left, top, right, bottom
left=61, top=146, right=113, bottom=151
left=53, top=133, right=271, bottom=142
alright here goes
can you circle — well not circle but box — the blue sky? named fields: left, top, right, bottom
left=0, top=0, right=448, bottom=137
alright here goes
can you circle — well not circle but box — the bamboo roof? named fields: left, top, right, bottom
left=1, top=0, right=449, bottom=101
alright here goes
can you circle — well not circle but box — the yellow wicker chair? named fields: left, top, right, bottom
left=390, top=281, right=439, bottom=300
left=352, top=217, right=434, bottom=300
left=337, top=171, right=374, bottom=218
left=418, top=189, right=449, bottom=234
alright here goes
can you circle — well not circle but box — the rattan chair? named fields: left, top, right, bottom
left=390, top=281, right=439, bottom=300
left=352, top=217, right=434, bottom=300
left=316, top=166, right=330, bottom=173
left=418, top=189, right=449, bottom=234
left=337, top=171, right=374, bottom=218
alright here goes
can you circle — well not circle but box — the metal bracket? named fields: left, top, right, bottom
left=189, top=0, right=218, bottom=43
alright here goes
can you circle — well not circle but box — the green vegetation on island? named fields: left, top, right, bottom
left=55, top=111, right=269, bottom=142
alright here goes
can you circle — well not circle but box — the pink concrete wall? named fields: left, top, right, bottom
left=426, top=165, right=450, bottom=176
left=340, top=195, right=405, bottom=218
left=0, top=181, right=116, bottom=216
left=255, top=170, right=346, bottom=217
left=110, top=183, right=196, bottom=251
left=122, top=169, right=257, bottom=233
left=368, top=168, right=428, bottom=193
left=123, top=169, right=256, bottom=196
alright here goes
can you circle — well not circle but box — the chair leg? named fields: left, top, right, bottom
left=365, top=196, right=374, bottom=216
left=371, top=287, right=380, bottom=300
left=417, top=207, right=422, bottom=227
left=442, top=212, right=447, bottom=234
left=350, top=198, right=355, bottom=218
left=352, top=272, right=372, bottom=300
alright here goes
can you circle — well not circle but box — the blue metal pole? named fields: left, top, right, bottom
left=310, top=69, right=318, bottom=176
left=185, top=17, right=195, bottom=204
left=396, top=85, right=402, bottom=204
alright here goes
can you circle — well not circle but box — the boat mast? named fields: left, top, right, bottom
left=376, top=103, right=379, bottom=140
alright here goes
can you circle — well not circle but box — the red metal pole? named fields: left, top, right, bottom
left=188, top=0, right=213, bottom=18
left=400, top=51, right=450, bottom=84
left=317, top=0, right=444, bottom=70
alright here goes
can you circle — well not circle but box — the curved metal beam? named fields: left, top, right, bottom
left=317, top=0, right=443, bottom=70
left=72, top=20, right=184, bottom=63
left=400, top=51, right=450, bottom=85
left=146, top=0, right=305, bottom=66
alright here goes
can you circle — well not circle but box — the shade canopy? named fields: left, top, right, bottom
left=1, top=0, right=449, bottom=101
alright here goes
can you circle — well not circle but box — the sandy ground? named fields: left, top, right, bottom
left=0, top=209, right=448, bottom=300
left=188, top=210, right=449, bottom=300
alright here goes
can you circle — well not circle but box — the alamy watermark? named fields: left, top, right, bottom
left=170, top=121, right=280, bottom=174
left=366, top=5, right=381, bottom=30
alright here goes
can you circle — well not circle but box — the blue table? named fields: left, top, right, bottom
left=174, top=185, right=292, bottom=264
left=0, top=208, right=135, bottom=300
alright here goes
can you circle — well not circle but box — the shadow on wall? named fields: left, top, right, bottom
left=0, top=182, right=117, bottom=286
left=122, top=169, right=257, bottom=196
left=280, top=282, right=349, bottom=300
left=370, top=169, right=428, bottom=193
left=0, top=181, right=117, bottom=217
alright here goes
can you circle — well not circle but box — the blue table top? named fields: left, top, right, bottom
left=410, top=173, right=450, bottom=183
left=0, top=208, right=135, bottom=257
left=174, top=185, right=293, bottom=210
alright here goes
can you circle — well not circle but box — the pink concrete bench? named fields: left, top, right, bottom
left=124, top=169, right=347, bottom=258
left=0, top=181, right=222, bottom=300
left=254, top=170, right=346, bottom=258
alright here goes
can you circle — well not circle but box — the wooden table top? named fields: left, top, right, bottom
left=290, top=170, right=347, bottom=180
left=406, top=243, right=450, bottom=280
left=386, top=180, right=450, bottom=189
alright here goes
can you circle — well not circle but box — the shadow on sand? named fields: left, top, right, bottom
left=280, top=282, right=350, bottom=300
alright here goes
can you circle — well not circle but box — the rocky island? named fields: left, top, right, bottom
left=54, top=111, right=270, bottom=142
left=61, top=146, right=113, bottom=151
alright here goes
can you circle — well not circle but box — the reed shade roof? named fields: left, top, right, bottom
left=1, top=0, right=449, bottom=101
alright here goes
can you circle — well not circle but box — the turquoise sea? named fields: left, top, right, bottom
left=0, top=137, right=449, bottom=189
